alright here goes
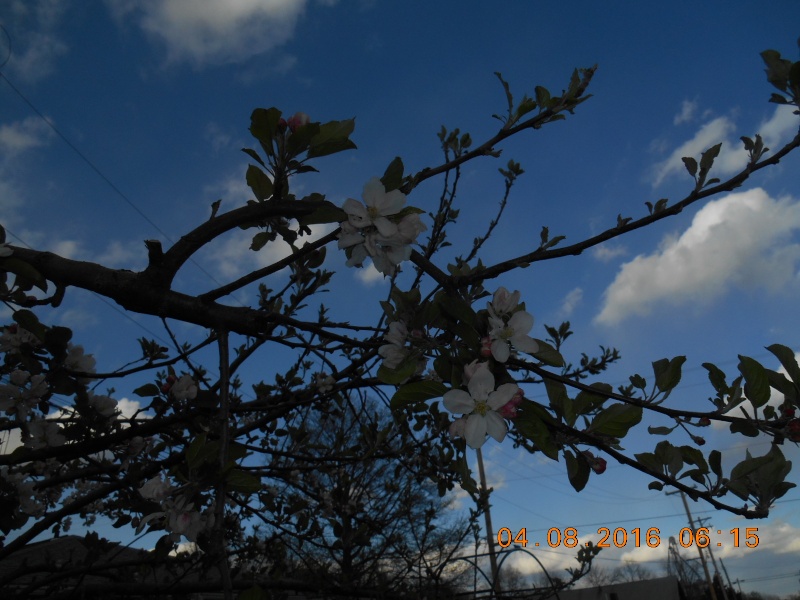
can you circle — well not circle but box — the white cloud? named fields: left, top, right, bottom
left=0, top=116, right=55, bottom=227
left=559, top=287, right=583, bottom=317
left=204, top=122, right=232, bottom=153
left=756, top=104, right=798, bottom=152
left=3, top=0, right=69, bottom=83
left=595, top=188, right=800, bottom=325
left=106, top=0, right=310, bottom=67
left=206, top=223, right=336, bottom=280
left=355, top=263, right=383, bottom=286
left=0, top=116, right=54, bottom=159
left=652, top=117, right=742, bottom=187
left=673, top=99, right=697, bottom=125
left=592, top=243, right=627, bottom=263
left=652, top=105, right=799, bottom=189
left=95, top=240, right=146, bottom=269
left=117, top=398, right=143, bottom=419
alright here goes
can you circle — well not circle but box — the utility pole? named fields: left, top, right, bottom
left=667, top=490, right=718, bottom=600
left=476, top=447, right=501, bottom=597
left=697, top=517, right=729, bottom=600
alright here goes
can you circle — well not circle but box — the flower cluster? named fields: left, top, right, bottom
left=138, top=473, right=213, bottom=543
left=161, top=373, right=198, bottom=401
left=338, top=178, right=427, bottom=276
left=485, top=287, right=539, bottom=362
left=278, top=111, right=310, bottom=134
left=443, top=362, right=520, bottom=449
left=379, top=321, right=410, bottom=369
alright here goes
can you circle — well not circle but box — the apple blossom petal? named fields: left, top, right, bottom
left=379, top=188, right=407, bottom=215
left=511, top=334, right=539, bottom=354
left=488, top=383, right=520, bottom=409
left=342, top=198, right=370, bottom=228
left=508, top=310, right=534, bottom=334
left=362, top=177, right=386, bottom=206
left=346, top=243, right=369, bottom=267
left=467, top=366, right=495, bottom=401
left=484, top=411, right=508, bottom=442
left=491, top=339, right=510, bottom=363
left=337, top=231, right=364, bottom=249
left=443, top=389, right=476, bottom=414
left=464, top=414, right=488, bottom=449
left=373, top=216, right=399, bottom=237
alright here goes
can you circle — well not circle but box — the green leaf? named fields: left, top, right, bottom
left=589, top=403, right=642, bottom=438
left=391, top=380, right=448, bottom=411
left=653, top=356, right=686, bottom=394
left=697, top=143, right=722, bottom=185
left=186, top=434, right=208, bottom=470
left=0, top=257, right=48, bottom=292
left=682, top=156, right=698, bottom=178
left=516, top=401, right=560, bottom=460
left=12, top=310, right=46, bottom=341
left=679, top=445, right=707, bottom=471
left=544, top=379, right=574, bottom=426
left=532, top=339, right=565, bottom=367
left=702, top=362, right=728, bottom=393
left=761, top=49, right=791, bottom=92
left=226, top=469, right=262, bottom=493
left=249, top=107, right=282, bottom=146
left=307, top=118, right=357, bottom=158
left=133, top=383, right=160, bottom=398
left=654, top=440, right=683, bottom=476
left=250, top=231, right=273, bottom=252
left=729, top=419, right=760, bottom=437
left=565, top=450, right=590, bottom=492
left=635, top=451, right=663, bottom=474
left=738, top=355, right=771, bottom=408
left=766, top=344, right=800, bottom=389
left=534, top=85, right=551, bottom=108
left=709, top=450, right=722, bottom=477
left=647, top=426, right=674, bottom=435
left=377, top=355, right=419, bottom=385
left=297, top=200, right=347, bottom=226
left=381, top=156, right=405, bottom=191
left=246, top=165, right=274, bottom=201
left=573, top=382, right=612, bottom=416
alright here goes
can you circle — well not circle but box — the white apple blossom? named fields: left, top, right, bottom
left=88, top=392, right=118, bottom=418
left=139, top=473, right=173, bottom=501
left=488, top=286, right=521, bottom=316
left=165, top=497, right=206, bottom=542
left=338, top=180, right=427, bottom=276
left=65, top=344, right=96, bottom=375
left=25, top=419, right=66, bottom=449
left=342, top=177, right=406, bottom=237
left=171, top=374, right=198, bottom=401
left=379, top=321, right=409, bottom=369
left=443, top=365, right=519, bottom=449
left=488, top=311, right=539, bottom=363
left=0, top=325, right=40, bottom=354
left=0, top=371, right=49, bottom=420
left=314, top=372, right=335, bottom=393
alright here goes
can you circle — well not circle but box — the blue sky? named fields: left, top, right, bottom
left=2, top=0, right=800, bottom=596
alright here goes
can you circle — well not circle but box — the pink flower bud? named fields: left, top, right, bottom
left=480, top=336, right=493, bottom=358
left=698, top=417, right=711, bottom=427
left=287, top=112, right=310, bottom=132
left=692, top=435, right=706, bottom=446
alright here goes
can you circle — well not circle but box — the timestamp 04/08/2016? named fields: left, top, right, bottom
left=496, top=527, right=760, bottom=550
